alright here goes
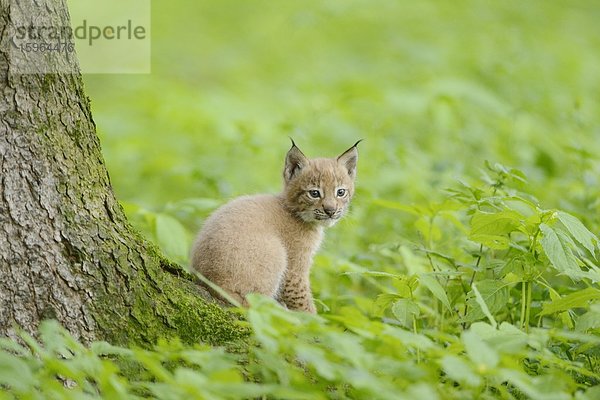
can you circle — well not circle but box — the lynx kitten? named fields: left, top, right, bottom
left=191, top=140, right=360, bottom=313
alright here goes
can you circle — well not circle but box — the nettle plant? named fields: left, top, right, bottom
left=373, top=162, right=600, bottom=335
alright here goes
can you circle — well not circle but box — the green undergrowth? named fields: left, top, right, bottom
left=2, top=167, right=600, bottom=399
left=1, top=295, right=600, bottom=399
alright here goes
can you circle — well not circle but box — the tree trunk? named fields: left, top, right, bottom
left=0, top=0, right=244, bottom=345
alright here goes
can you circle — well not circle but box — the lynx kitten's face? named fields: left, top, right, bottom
left=283, top=142, right=359, bottom=227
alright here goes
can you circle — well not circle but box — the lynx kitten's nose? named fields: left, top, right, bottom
left=324, top=207, right=336, bottom=217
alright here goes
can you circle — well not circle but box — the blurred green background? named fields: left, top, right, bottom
left=83, top=0, right=600, bottom=307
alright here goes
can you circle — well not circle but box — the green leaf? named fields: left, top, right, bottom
left=556, top=211, right=598, bottom=255
left=539, top=287, right=600, bottom=316
left=344, top=270, right=402, bottom=279
left=539, top=223, right=580, bottom=278
left=91, top=341, right=134, bottom=357
left=419, top=273, right=452, bottom=311
left=579, top=386, right=600, bottom=400
left=0, top=353, right=34, bottom=392
left=392, top=299, right=420, bottom=328
left=0, top=338, right=29, bottom=356
left=471, top=282, right=497, bottom=328
left=499, top=369, right=571, bottom=400
left=404, top=383, right=439, bottom=400
left=372, top=293, right=402, bottom=317
left=391, top=274, right=419, bottom=298
left=462, top=330, right=499, bottom=369
left=154, top=213, right=190, bottom=262
left=471, top=322, right=528, bottom=354
left=464, top=280, right=509, bottom=323
left=295, top=344, right=337, bottom=380
left=440, top=355, right=482, bottom=387
left=485, top=161, right=527, bottom=184
left=469, top=210, right=524, bottom=249
left=576, top=308, right=600, bottom=332
left=547, top=286, right=574, bottom=328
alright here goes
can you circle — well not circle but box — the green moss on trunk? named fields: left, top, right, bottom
left=93, top=237, right=249, bottom=347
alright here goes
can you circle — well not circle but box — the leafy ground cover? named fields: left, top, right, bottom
left=3, top=0, right=600, bottom=398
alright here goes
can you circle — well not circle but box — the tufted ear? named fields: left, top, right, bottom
left=284, top=139, right=308, bottom=183
left=337, top=140, right=361, bottom=178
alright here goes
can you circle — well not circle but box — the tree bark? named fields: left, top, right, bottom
left=0, top=0, right=243, bottom=345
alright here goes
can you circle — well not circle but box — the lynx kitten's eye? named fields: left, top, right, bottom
left=336, top=189, right=346, bottom=197
left=308, top=190, right=321, bottom=199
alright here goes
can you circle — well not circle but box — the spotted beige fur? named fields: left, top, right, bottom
left=190, top=141, right=359, bottom=313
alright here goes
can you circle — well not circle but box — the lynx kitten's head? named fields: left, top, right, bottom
left=283, top=140, right=360, bottom=227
